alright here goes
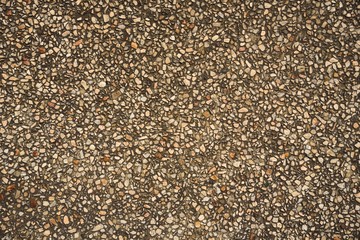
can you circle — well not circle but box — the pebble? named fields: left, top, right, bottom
left=131, top=42, right=138, bottom=49
left=303, top=133, right=312, bottom=139
left=92, top=224, right=103, bottom=232
left=63, top=216, right=70, bottom=225
left=264, top=3, right=272, bottom=8
left=103, top=14, right=110, bottom=23
left=99, top=81, right=106, bottom=88
left=250, top=69, right=257, bottom=77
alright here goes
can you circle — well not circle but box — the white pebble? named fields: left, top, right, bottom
left=99, top=81, right=106, bottom=88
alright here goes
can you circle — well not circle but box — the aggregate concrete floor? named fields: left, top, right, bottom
left=0, top=0, right=359, bottom=239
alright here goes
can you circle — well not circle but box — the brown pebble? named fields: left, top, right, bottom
left=5, top=10, right=12, bottom=16
left=38, top=47, right=46, bottom=54
left=32, top=150, right=39, bottom=157
left=229, top=151, right=236, bottom=159
left=178, top=158, right=185, bottom=165
left=73, top=159, right=80, bottom=165
left=155, top=152, right=162, bottom=159
left=30, top=198, right=37, bottom=208
left=22, top=57, right=30, bottom=65
left=280, top=152, right=289, bottom=159
left=103, top=155, right=110, bottom=162
left=333, top=235, right=341, bottom=240
left=15, top=149, right=20, bottom=156
left=239, top=47, right=246, bottom=52
left=203, top=111, right=211, bottom=118
left=249, top=230, right=256, bottom=240
left=101, top=178, right=108, bottom=185
left=6, top=184, right=16, bottom=192
left=48, top=102, right=56, bottom=108
left=74, top=39, right=83, bottom=46
left=0, top=193, right=4, bottom=201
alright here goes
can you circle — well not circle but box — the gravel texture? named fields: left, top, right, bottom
left=0, top=0, right=359, bottom=239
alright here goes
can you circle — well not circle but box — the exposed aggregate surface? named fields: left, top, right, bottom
left=0, top=0, right=359, bottom=239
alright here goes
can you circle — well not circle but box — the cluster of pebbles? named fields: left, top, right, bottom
left=1, top=0, right=359, bottom=239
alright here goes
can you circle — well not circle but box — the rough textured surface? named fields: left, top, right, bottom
left=0, top=0, right=359, bottom=239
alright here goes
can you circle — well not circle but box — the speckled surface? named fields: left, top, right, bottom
left=0, top=0, right=359, bottom=239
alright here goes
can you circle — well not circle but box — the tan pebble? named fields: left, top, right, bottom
left=303, top=133, right=311, bottom=139
left=103, top=14, right=110, bottom=23
left=353, top=122, right=359, bottom=129
left=125, top=134, right=133, bottom=141
left=264, top=3, right=272, bottom=8
left=211, top=35, right=219, bottom=41
left=250, top=69, right=256, bottom=77
left=165, top=57, right=171, bottom=64
left=194, top=221, right=201, bottom=228
left=203, top=111, right=211, bottom=118
left=131, top=42, right=138, bottom=49
left=280, top=152, right=290, bottom=159
left=101, top=178, right=108, bottom=185
left=99, top=81, right=106, bottom=88
left=98, top=211, right=106, bottom=216
left=63, top=216, right=70, bottom=225
left=49, top=218, right=57, bottom=225
left=210, top=175, right=218, bottom=181
left=92, top=224, right=103, bottom=231
left=229, top=152, right=236, bottom=159
left=239, top=107, right=249, bottom=113
left=43, top=230, right=51, bottom=236
left=208, top=167, right=216, bottom=174
left=217, top=206, right=224, bottom=213
left=312, top=118, right=319, bottom=125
